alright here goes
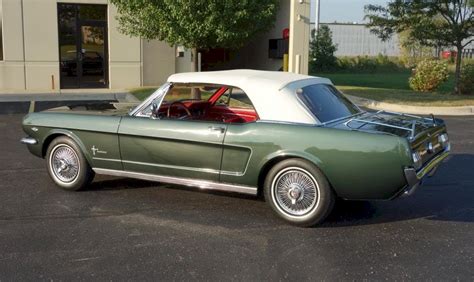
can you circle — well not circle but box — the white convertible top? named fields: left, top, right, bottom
left=168, top=69, right=333, bottom=124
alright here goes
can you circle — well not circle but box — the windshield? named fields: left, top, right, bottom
left=297, top=84, right=360, bottom=123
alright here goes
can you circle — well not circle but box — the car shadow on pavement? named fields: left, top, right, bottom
left=323, top=153, right=474, bottom=227
left=82, top=154, right=472, bottom=227
left=87, top=176, right=158, bottom=191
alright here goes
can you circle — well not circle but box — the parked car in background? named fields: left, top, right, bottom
left=60, top=50, right=104, bottom=76
left=20, top=70, right=450, bottom=226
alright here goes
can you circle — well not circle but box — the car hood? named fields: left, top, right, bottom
left=44, top=101, right=139, bottom=116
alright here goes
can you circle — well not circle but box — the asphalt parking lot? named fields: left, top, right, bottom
left=0, top=104, right=473, bottom=280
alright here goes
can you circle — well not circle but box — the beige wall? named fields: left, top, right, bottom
left=23, top=0, right=60, bottom=90
left=0, top=0, right=26, bottom=90
left=174, top=48, right=193, bottom=74
left=142, top=40, right=175, bottom=86
left=289, top=0, right=310, bottom=74
left=0, top=0, right=177, bottom=91
left=0, top=0, right=306, bottom=91
left=108, top=2, right=142, bottom=89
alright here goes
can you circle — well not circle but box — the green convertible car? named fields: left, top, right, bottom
left=21, top=70, right=450, bottom=226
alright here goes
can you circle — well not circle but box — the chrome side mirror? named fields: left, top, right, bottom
left=151, top=103, right=158, bottom=119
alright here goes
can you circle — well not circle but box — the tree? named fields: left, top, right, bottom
left=110, top=0, right=279, bottom=72
left=365, top=0, right=473, bottom=94
left=309, top=25, right=338, bottom=73
left=398, top=30, right=436, bottom=67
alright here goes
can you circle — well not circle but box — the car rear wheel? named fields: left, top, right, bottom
left=46, top=136, right=94, bottom=191
left=264, top=158, right=335, bottom=227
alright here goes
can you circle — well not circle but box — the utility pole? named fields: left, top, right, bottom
left=313, top=0, right=321, bottom=37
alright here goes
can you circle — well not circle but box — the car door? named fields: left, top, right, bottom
left=118, top=116, right=227, bottom=182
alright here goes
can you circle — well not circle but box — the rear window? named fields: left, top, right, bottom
left=297, top=84, right=360, bottom=123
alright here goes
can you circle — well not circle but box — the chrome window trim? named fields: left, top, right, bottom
left=129, top=82, right=172, bottom=117
left=93, top=168, right=258, bottom=195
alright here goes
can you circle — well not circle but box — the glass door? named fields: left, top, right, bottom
left=58, top=4, right=108, bottom=89
left=78, top=23, right=107, bottom=88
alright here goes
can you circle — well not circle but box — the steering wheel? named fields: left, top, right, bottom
left=167, top=101, right=192, bottom=118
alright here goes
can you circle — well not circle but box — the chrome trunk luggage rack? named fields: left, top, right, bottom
left=344, top=110, right=437, bottom=140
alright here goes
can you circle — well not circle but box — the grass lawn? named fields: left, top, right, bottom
left=129, top=87, right=158, bottom=101
left=315, top=71, right=474, bottom=106
left=338, top=86, right=474, bottom=107
left=318, top=71, right=455, bottom=93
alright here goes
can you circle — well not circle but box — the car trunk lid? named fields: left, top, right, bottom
left=326, top=110, right=449, bottom=167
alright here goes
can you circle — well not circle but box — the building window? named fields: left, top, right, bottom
left=0, top=1, right=3, bottom=61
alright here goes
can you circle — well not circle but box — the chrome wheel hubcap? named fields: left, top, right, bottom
left=51, top=145, right=80, bottom=183
left=288, top=184, right=304, bottom=205
left=273, top=168, right=319, bottom=216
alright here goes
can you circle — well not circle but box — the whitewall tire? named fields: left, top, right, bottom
left=46, top=136, right=94, bottom=191
left=264, top=158, right=335, bottom=227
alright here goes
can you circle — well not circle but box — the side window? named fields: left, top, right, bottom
left=163, top=86, right=217, bottom=103
left=138, top=84, right=220, bottom=119
left=134, top=84, right=258, bottom=123
left=216, top=90, right=230, bottom=106
left=220, top=88, right=255, bottom=110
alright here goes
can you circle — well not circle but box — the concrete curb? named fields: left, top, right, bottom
left=0, top=92, right=139, bottom=103
left=346, top=94, right=474, bottom=116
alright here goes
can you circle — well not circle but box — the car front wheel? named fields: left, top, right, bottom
left=46, top=136, right=94, bottom=191
left=264, top=159, right=335, bottom=227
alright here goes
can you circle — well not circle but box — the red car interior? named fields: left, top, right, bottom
left=158, top=86, right=259, bottom=123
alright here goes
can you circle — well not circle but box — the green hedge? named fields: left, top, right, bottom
left=309, top=54, right=409, bottom=73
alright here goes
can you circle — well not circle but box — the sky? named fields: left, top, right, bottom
left=310, top=0, right=390, bottom=24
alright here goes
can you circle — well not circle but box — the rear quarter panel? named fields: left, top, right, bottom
left=222, top=122, right=412, bottom=200
left=22, top=112, right=122, bottom=170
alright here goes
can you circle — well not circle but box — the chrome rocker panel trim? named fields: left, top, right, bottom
left=403, top=147, right=450, bottom=196
left=20, top=137, right=38, bottom=145
left=93, top=168, right=258, bottom=196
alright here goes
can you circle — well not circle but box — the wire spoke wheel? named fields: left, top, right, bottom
left=272, top=167, right=319, bottom=217
left=50, top=144, right=80, bottom=183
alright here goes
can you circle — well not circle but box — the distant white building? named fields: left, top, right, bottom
left=311, top=23, right=401, bottom=57
left=311, top=22, right=474, bottom=59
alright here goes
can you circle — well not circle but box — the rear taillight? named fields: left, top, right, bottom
left=412, top=151, right=422, bottom=170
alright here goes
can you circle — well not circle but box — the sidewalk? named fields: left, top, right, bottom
left=0, top=89, right=139, bottom=103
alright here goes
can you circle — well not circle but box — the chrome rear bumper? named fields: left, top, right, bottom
left=20, top=137, right=38, bottom=145
left=403, top=147, right=450, bottom=196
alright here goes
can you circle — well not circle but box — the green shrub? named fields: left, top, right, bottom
left=335, top=55, right=407, bottom=73
left=409, top=59, right=449, bottom=92
left=459, top=63, right=474, bottom=95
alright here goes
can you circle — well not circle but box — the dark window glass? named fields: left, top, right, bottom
left=79, top=5, right=107, bottom=21
left=297, top=84, right=360, bottom=123
left=0, top=2, right=3, bottom=61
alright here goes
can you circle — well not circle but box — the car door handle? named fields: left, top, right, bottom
left=208, top=126, right=225, bottom=133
